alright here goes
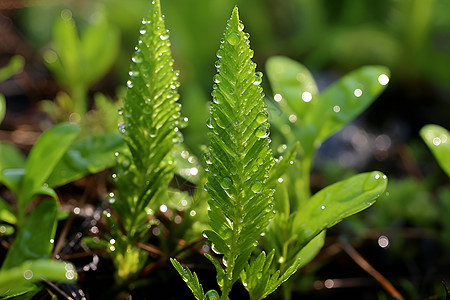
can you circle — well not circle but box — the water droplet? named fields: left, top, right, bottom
left=140, top=29, right=146, bottom=34
left=354, top=88, right=363, bottom=97
left=205, top=290, right=220, bottom=300
left=321, top=205, right=325, bottom=210
left=226, top=32, right=240, bottom=45
left=333, top=105, right=340, bottom=113
left=238, top=22, right=244, bottom=31
left=127, top=80, right=133, bottom=88
left=251, top=181, right=264, bottom=193
left=253, top=72, right=263, bottom=85
left=206, top=117, right=214, bottom=129
left=302, top=91, right=312, bottom=102
left=132, top=52, right=142, bottom=63
left=378, top=74, right=389, bottom=85
left=214, top=61, right=221, bottom=68
left=221, top=177, right=233, bottom=189
left=160, top=34, right=169, bottom=40
left=256, top=112, right=268, bottom=124
left=255, top=126, right=269, bottom=138
left=288, top=114, right=297, bottom=123
left=213, top=74, right=221, bottom=84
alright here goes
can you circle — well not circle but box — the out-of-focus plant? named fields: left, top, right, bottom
left=41, top=8, right=120, bottom=124
left=0, top=55, right=25, bottom=123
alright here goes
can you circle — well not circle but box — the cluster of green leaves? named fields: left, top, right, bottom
left=41, top=8, right=120, bottom=130
left=169, top=6, right=389, bottom=300
left=0, top=56, right=123, bottom=296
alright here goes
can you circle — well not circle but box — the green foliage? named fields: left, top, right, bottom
left=202, top=7, right=274, bottom=299
left=420, top=124, right=450, bottom=177
left=42, top=9, right=119, bottom=120
left=0, top=55, right=25, bottom=124
left=0, top=200, right=77, bottom=297
left=266, top=56, right=390, bottom=158
left=170, top=258, right=205, bottom=300
left=106, top=0, right=183, bottom=282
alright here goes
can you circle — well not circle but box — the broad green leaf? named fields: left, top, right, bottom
left=266, top=56, right=318, bottom=121
left=0, top=55, right=24, bottom=83
left=302, top=66, right=390, bottom=156
left=170, top=258, right=205, bottom=300
left=46, top=132, right=125, bottom=187
left=2, top=200, right=58, bottom=270
left=294, top=230, right=325, bottom=269
left=19, top=123, right=79, bottom=212
left=0, top=141, right=26, bottom=176
left=292, top=171, right=387, bottom=249
left=0, top=259, right=77, bottom=296
left=420, top=124, right=450, bottom=177
left=203, top=7, right=274, bottom=298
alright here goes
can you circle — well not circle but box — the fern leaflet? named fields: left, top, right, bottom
left=108, top=0, right=181, bottom=281
left=203, top=7, right=274, bottom=299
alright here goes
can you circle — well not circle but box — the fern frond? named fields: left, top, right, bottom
left=203, top=7, right=274, bottom=298
left=170, top=258, right=205, bottom=300
left=112, top=0, right=181, bottom=238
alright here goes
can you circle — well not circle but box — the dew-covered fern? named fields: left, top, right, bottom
left=171, top=6, right=275, bottom=300
left=107, top=0, right=182, bottom=281
left=201, top=7, right=274, bottom=299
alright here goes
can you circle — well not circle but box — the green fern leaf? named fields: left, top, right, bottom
left=203, top=7, right=274, bottom=298
left=112, top=0, right=181, bottom=237
left=170, top=258, right=205, bottom=300
left=107, top=0, right=181, bottom=281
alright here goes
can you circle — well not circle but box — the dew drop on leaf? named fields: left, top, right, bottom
left=255, top=126, right=269, bottom=138
left=206, top=117, right=214, bottom=129
left=205, top=290, right=220, bottom=300
left=256, top=112, right=268, bottom=124
left=213, top=74, right=221, bottom=83
left=253, top=72, right=263, bottom=85
left=251, top=181, right=264, bottom=193
left=214, top=61, right=221, bottom=68
left=220, top=177, right=233, bottom=189
left=226, top=32, right=240, bottom=45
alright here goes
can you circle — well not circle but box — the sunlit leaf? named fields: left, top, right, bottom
left=420, top=124, right=450, bottom=177
left=46, top=132, right=125, bottom=187
left=0, top=259, right=77, bottom=296
left=292, top=171, right=387, bottom=249
left=170, top=258, right=205, bottom=300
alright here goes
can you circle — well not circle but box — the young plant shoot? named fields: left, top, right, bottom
left=106, top=0, right=182, bottom=282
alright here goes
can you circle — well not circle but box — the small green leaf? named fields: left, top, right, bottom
left=170, top=258, right=205, bottom=300
left=19, top=123, right=79, bottom=213
left=0, top=259, right=77, bottom=296
left=294, top=230, right=325, bottom=269
left=266, top=56, right=318, bottom=121
left=0, top=142, right=26, bottom=185
left=420, top=124, right=450, bottom=177
left=292, top=171, right=387, bottom=248
left=0, top=197, right=16, bottom=225
left=46, top=132, right=125, bottom=187
left=2, top=200, right=58, bottom=270
left=0, top=55, right=25, bottom=83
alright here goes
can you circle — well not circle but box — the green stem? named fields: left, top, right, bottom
left=71, top=85, right=87, bottom=120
